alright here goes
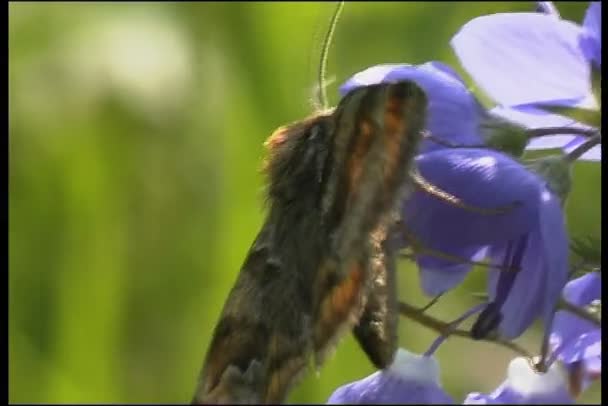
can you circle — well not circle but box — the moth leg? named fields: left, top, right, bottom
left=352, top=229, right=399, bottom=369
left=399, top=225, right=520, bottom=273
left=409, top=169, right=521, bottom=215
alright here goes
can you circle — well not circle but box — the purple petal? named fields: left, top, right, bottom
left=464, top=357, right=574, bottom=404
left=402, top=149, right=544, bottom=295
left=339, top=64, right=404, bottom=92
left=327, top=349, right=454, bottom=404
left=551, top=312, right=599, bottom=355
left=486, top=234, right=543, bottom=339
left=486, top=185, right=568, bottom=339
left=550, top=272, right=601, bottom=383
left=417, top=247, right=488, bottom=296
left=340, top=63, right=483, bottom=151
left=555, top=330, right=601, bottom=375
left=451, top=13, right=595, bottom=108
left=406, top=149, right=541, bottom=246
left=422, top=60, right=468, bottom=84
left=581, top=2, right=601, bottom=66
left=562, top=272, right=601, bottom=305
left=537, top=186, right=570, bottom=322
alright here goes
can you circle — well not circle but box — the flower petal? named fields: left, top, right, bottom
left=550, top=272, right=601, bottom=384
left=327, top=349, right=454, bottom=404
left=340, top=62, right=483, bottom=151
left=417, top=247, right=488, bottom=296
left=537, top=186, right=570, bottom=324
left=339, top=64, right=405, bottom=93
left=464, top=358, right=574, bottom=404
left=417, top=256, right=478, bottom=296
left=556, top=330, right=601, bottom=372
left=485, top=185, right=568, bottom=339
left=562, top=272, right=601, bottom=305
left=402, top=149, right=545, bottom=296
left=582, top=2, right=601, bottom=66
left=404, top=149, right=540, bottom=247
left=451, top=13, right=595, bottom=107
left=485, top=235, right=543, bottom=339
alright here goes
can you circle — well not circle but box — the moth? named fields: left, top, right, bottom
left=192, top=80, right=428, bottom=404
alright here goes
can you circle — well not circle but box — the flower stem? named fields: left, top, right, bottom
left=535, top=312, right=555, bottom=373
left=564, top=134, right=601, bottom=163
left=424, top=303, right=486, bottom=356
left=525, top=127, right=598, bottom=139
left=418, top=293, right=444, bottom=313
left=398, top=300, right=532, bottom=358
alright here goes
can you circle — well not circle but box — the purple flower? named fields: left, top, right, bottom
left=339, top=62, right=484, bottom=153
left=581, top=2, right=601, bottom=67
left=401, top=148, right=569, bottom=339
left=451, top=2, right=601, bottom=161
left=326, top=348, right=453, bottom=404
left=464, top=357, right=574, bottom=404
left=550, top=272, right=601, bottom=393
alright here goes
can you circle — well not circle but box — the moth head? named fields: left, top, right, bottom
left=262, top=112, right=335, bottom=211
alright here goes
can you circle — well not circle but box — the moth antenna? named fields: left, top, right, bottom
left=315, top=1, right=345, bottom=111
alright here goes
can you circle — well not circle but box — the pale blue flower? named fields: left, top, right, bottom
left=327, top=349, right=453, bottom=404
left=464, top=357, right=573, bottom=404
left=402, top=148, right=569, bottom=339
left=550, top=272, right=601, bottom=393
left=451, top=2, right=601, bottom=161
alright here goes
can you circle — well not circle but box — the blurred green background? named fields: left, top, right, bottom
left=9, top=2, right=601, bottom=404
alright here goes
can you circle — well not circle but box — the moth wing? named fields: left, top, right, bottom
left=192, top=225, right=312, bottom=404
left=312, top=81, right=427, bottom=364
left=352, top=227, right=400, bottom=369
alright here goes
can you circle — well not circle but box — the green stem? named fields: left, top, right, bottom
left=398, top=301, right=532, bottom=358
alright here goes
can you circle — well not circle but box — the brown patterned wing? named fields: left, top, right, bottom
left=352, top=225, right=400, bottom=369
left=192, top=224, right=313, bottom=404
left=312, top=81, right=427, bottom=365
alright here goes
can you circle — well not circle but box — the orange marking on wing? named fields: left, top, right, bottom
left=382, top=94, right=408, bottom=188
left=265, top=356, right=306, bottom=403
left=347, top=119, right=375, bottom=200
left=319, top=261, right=364, bottom=327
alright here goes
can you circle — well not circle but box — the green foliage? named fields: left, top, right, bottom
left=571, top=235, right=602, bottom=268
left=9, top=2, right=600, bottom=404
